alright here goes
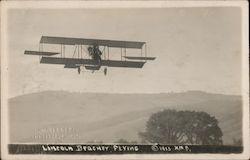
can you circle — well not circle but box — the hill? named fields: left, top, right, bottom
left=8, top=90, right=242, bottom=145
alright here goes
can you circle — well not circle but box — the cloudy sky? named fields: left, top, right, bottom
left=6, top=7, right=242, bottom=97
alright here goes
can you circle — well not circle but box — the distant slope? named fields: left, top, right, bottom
left=8, top=91, right=242, bottom=144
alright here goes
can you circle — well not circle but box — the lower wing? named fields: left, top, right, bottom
left=40, top=57, right=145, bottom=68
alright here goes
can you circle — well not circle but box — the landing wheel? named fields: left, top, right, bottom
left=77, top=66, right=81, bottom=74
left=104, top=67, right=107, bottom=76
left=80, top=65, right=84, bottom=75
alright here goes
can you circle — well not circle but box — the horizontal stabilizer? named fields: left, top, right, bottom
left=40, top=57, right=145, bottom=68
left=24, top=50, right=60, bottom=56
left=123, top=56, right=156, bottom=60
left=85, top=65, right=101, bottom=70
left=64, top=64, right=79, bottom=68
left=102, top=60, right=145, bottom=68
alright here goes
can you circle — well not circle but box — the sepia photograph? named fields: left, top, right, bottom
left=1, top=1, right=249, bottom=160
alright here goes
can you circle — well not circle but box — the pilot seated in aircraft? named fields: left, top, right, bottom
left=93, top=46, right=102, bottom=56
left=88, top=46, right=102, bottom=65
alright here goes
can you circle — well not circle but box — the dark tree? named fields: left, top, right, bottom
left=139, top=109, right=223, bottom=145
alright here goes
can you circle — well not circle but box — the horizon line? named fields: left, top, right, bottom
left=8, top=89, right=242, bottom=99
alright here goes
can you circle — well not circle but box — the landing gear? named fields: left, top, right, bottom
left=104, top=67, right=107, bottom=76
left=77, top=66, right=81, bottom=74
left=77, top=65, right=85, bottom=75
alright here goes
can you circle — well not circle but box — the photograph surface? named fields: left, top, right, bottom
left=1, top=1, right=249, bottom=160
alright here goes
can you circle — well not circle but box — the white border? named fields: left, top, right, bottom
left=1, top=1, right=249, bottom=160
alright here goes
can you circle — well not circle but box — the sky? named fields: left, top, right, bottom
left=6, top=7, right=242, bottom=97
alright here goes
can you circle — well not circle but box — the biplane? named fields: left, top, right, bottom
left=24, top=36, right=155, bottom=75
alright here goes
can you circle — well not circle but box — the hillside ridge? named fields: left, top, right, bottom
left=8, top=90, right=242, bottom=144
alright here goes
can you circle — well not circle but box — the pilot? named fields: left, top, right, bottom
left=92, top=46, right=102, bottom=65
left=87, top=46, right=93, bottom=56
left=93, top=53, right=101, bottom=65
left=93, top=45, right=102, bottom=56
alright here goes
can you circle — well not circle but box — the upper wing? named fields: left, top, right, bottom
left=40, top=57, right=145, bottom=68
left=40, top=36, right=145, bottom=49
